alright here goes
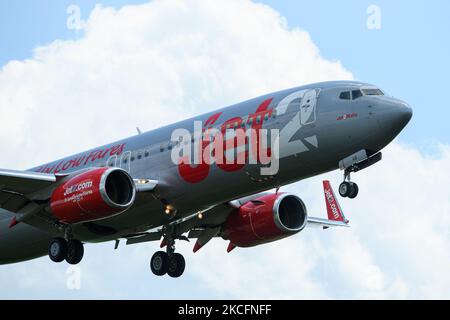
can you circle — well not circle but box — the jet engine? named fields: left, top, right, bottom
left=222, top=193, right=308, bottom=248
left=50, top=167, right=136, bottom=224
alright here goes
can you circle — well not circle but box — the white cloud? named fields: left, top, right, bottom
left=0, top=0, right=351, bottom=169
left=187, top=142, right=450, bottom=299
left=1, top=0, right=448, bottom=300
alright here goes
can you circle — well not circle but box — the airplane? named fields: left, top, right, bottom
left=0, top=81, right=412, bottom=277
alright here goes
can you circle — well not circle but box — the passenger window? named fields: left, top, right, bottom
left=339, top=91, right=351, bottom=100
left=352, top=90, right=363, bottom=100
left=264, top=114, right=269, bottom=121
left=256, top=115, right=261, bottom=125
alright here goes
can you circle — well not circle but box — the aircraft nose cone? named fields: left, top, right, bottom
left=360, top=99, right=412, bottom=152
left=396, top=102, right=413, bottom=128
left=376, top=101, right=413, bottom=140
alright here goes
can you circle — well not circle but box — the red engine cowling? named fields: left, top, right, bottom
left=222, top=193, right=308, bottom=248
left=50, top=167, right=136, bottom=224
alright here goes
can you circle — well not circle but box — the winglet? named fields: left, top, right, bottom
left=323, top=181, right=349, bottom=224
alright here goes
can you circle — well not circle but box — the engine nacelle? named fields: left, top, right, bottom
left=222, top=193, right=308, bottom=248
left=50, top=167, right=136, bottom=224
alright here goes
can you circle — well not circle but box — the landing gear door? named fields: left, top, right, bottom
left=300, top=89, right=318, bottom=125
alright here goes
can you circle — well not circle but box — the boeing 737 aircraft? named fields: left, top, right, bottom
left=0, top=81, right=412, bottom=277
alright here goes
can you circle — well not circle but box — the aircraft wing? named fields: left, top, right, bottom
left=125, top=203, right=234, bottom=248
left=0, top=169, right=57, bottom=192
left=125, top=180, right=349, bottom=251
left=0, top=168, right=158, bottom=231
left=0, top=169, right=62, bottom=213
left=307, top=216, right=349, bottom=228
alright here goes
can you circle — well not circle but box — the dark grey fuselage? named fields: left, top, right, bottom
left=0, top=81, right=412, bottom=264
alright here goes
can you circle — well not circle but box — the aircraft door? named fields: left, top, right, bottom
left=120, top=151, right=131, bottom=173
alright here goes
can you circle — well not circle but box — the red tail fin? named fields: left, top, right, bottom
left=323, top=181, right=348, bottom=223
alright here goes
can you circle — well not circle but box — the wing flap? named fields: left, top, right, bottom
left=126, top=232, right=162, bottom=245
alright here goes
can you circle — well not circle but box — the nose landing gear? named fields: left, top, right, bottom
left=338, top=151, right=383, bottom=199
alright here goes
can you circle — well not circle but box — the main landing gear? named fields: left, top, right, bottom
left=48, top=228, right=84, bottom=265
left=339, top=171, right=359, bottom=199
left=150, top=238, right=185, bottom=278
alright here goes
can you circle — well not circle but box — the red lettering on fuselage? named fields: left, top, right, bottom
left=36, top=143, right=126, bottom=174
left=177, top=113, right=222, bottom=183
left=217, top=117, right=246, bottom=172
left=178, top=99, right=274, bottom=183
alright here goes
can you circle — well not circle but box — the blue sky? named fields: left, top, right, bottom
left=261, top=0, right=450, bottom=148
left=1, top=0, right=449, bottom=148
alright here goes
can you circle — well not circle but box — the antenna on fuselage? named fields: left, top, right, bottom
left=136, top=127, right=142, bottom=135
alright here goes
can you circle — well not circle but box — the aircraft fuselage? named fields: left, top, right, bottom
left=0, top=81, right=412, bottom=264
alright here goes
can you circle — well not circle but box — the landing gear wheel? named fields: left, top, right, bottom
left=348, top=183, right=359, bottom=199
left=151, top=251, right=169, bottom=276
left=65, top=240, right=84, bottom=265
left=167, top=253, right=185, bottom=278
left=48, top=238, right=67, bottom=263
left=339, top=182, right=352, bottom=198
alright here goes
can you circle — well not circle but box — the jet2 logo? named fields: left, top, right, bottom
left=63, top=180, right=93, bottom=197
left=172, top=89, right=319, bottom=183
left=324, top=188, right=340, bottom=220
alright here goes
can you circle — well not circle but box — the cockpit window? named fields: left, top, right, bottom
left=339, top=91, right=351, bottom=100
left=362, top=88, right=384, bottom=96
left=352, top=90, right=363, bottom=100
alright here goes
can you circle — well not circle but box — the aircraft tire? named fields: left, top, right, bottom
left=167, top=253, right=185, bottom=278
left=339, top=182, right=352, bottom=198
left=151, top=251, right=169, bottom=276
left=48, top=238, right=68, bottom=263
left=348, top=183, right=359, bottom=199
left=65, top=240, right=84, bottom=265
